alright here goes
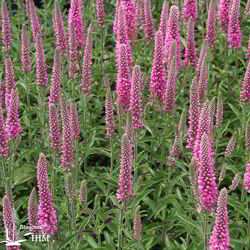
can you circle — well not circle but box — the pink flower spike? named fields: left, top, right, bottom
left=30, top=0, right=41, bottom=42
left=36, top=34, right=48, bottom=88
left=0, top=105, right=8, bottom=158
left=116, top=133, right=133, bottom=201
left=244, top=162, right=250, bottom=192
left=240, top=58, right=250, bottom=103
left=37, top=153, right=57, bottom=234
left=96, top=0, right=105, bottom=27
left=228, top=0, right=241, bottom=48
left=49, top=49, right=61, bottom=105
left=184, top=0, right=196, bottom=24
left=105, top=90, right=116, bottom=136
left=207, top=0, right=217, bottom=48
left=198, top=133, right=217, bottom=211
left=2, top=1, right=12, bottom=52
left=210, top=188, right=229, bottom=249
left=21, top=25, right=32, bottom=72
left=184, top=18, right=196, bottom=67
left=130, top=65, right=144, bottom=128
left=159, top=0, right=169, bottom=42
left=151, top=30, right=165, bottom=102
left=220, top=0, right=230, bottom=33
left=144, top=0, right=154, bottom=41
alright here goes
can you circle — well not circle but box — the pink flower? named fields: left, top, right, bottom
left=196, top=39, right=208, bottom=81
left=2, top=1, right=12, bottom=52
left=29, top=0, right=41, bottom=42
left=49, top=49, right=61, bottom=105
left=244, top=162, right=250, bottom=192
left=48, top=103, right=61, bottom=150
left=28, top=188, right=39, bottom=234
left=220, top=0, right=230, bottom=32
left=0, top=105, right=8, bottom=158
left=3, top=195, right=20, bottom=250
left=117, top=133, right=133, bottom=201
left=159, top=0, right=169, bottom=42
left=187, top=79, right=200, bottom=150
left=198, top=133, right=217, bottom=211
left=69, top=0, right=84, bottom=48
left=184, top=18, right=196, bottom=67
left=184, top=0, right=196, bottom=23
left=164, top=5, right=180, bottom=71
left=60, top=99, right=73, bottom=172
left=54, top=1, right=67, bottom=53
left=68, top=23, right=77, bottom=79
left=105, top=90, right=116, bottom=136
left=240, top=58, right=250, bottom=103
left=20, top=25, right=32, bottom=72
left=210, top=188, right=229, bottom=249
left=117, top=44, right=131, bottom=112
left=80, top=24, right=93, bottom=95
left=164, top=55, right=177, bottom=114
left=144, top=0, right=154, bottom=41
left=96, top=0, right=104, bottom=27
left=36, top=34, right=48, bottom=88
left=228, top=0, right=241, bottom=48
left=151, top=30, right=165, bottom=101
left=207, top=0, right=217, bottom=47
left=130, top=65, right=144, bottom=128
left=7, top=88, right=20, bottom=139
left=4, top=57, right=16, bottom=108
left=198, top=55, right=208, bottom=103
left=37, top=153, right=57, bottom=234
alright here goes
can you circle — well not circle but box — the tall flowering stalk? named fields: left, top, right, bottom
left=130, top=65, right=144, bottom=128
left=68, top=23, right=77, bottom=79
left=20, top=25, right=32, bottom=72
left=48, top=103, right=61, bottom=150
left=7, top=88, right=21, bottom=139
left=133, top=205, right=141, bottom=242
left=60, top=99, right=73, bottom=172
left=167, top=127, right=181, bottom=167
left=3, top=195, right=20, bottom=250
left=80, top=24, right=92, bottom=95
left=244, top=162, right=250, bottom=192
left=96, top=0, right=104, bottom=27
left=228, top=0, right=241, bottom=48
left=164, top=5, right=180, bottom=71
left=184, top=0, right=196, bottom=24
left=198, top=133, right=217, bottom=211
left=210, top=188, right=229, bottom=249
left=245, top=117, right=250, bottom=152
left=220, top=0, right=230, bottom=33
left=0, top=105, right=8, bottom=158
left=121, top=0, right=136, bottom=41
left=240, top=58, right=250, bottom=103
left=184, top=18, right=196, bottom=67
left=198, top=55, right=208, bottom=104
left=37, top=153, right=57, bottom=234
left=69, top=0, right=84, bottom=49
left=144, top=0, right=154, bottom=41
left=28, top=187, right=39, bottom=234
left=207, top=0, right=217, bottom=47
left=2, top=1, right=12, bottom=52
left=105, top=89, right=116, bottom=136
left=36, top=34, right=48, bottom=88
left=164, top=56, right=177, bottom=114
left=70, top=103, right=80, bottom=140
left=4, top=57, right=16, bottom=108
left=187, top=79, right=200, bottom=150
left=29, top=0, right=41, bottom=42
left=54, top=1, right=67, bottom=53
left=159, top=0, right=169, bottom=42
left=216, top=92, right=223, bottom=128
left=116, top=3, right=132, bottom=69
left=196, top=39, right=208, bottom=81
left=151, top=30, right=165, bottom=101
left=116, top=133, right=133, bottom=201
left=117, top=43, right=131, bottom=112
left=49, top=49, right=61, bottom=105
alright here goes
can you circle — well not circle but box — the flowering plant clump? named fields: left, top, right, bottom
left=2, top=1, right=250, bottom=249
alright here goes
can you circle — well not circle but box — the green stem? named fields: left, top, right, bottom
left=118, top=202, right=125, bottom=250
left=203, top=211, right=209, bottom=250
